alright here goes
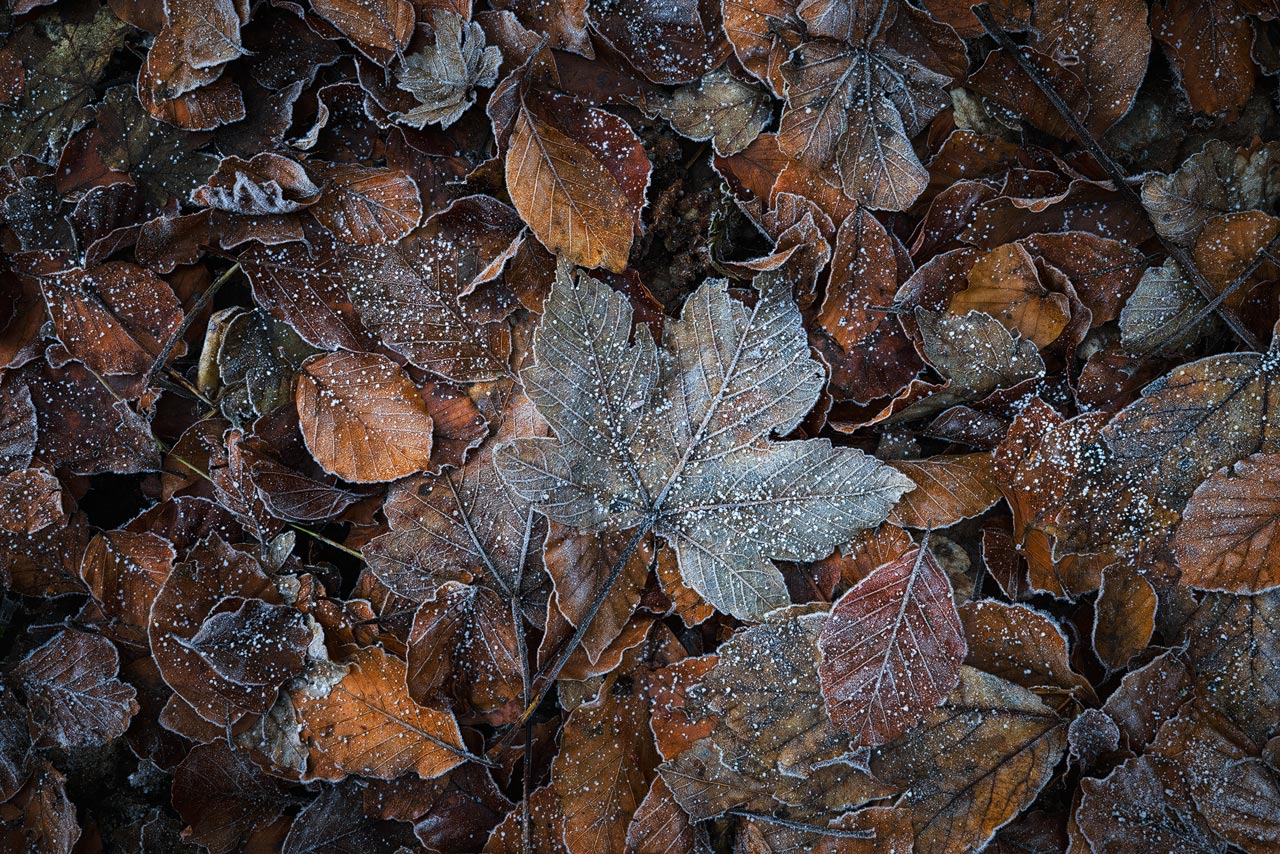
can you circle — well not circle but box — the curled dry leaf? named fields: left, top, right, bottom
left=295, top=350, right=436, bottom=484
left=149, top=536, right=309, bottom=726
left=294, top=645, right=466, bottom=781
left=1092, top=563, right=1156, bottom=671
left=818, top=542, right=967, bottom=746
left=959, top=600, right=1095, bottom=703
left=659, top=70, right=773, bottom=157
left=397, top=10, right=502, bottom=129
left=496, top=266, right=912, bottom=620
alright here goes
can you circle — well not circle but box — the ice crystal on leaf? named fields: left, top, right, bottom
left=495, top=263, right=913, bottom=620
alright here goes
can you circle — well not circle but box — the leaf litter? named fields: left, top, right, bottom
left=0, top=1, right=1279, bottom=852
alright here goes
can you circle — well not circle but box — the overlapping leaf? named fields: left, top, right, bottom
left=496, top=265, right=912, bottom=619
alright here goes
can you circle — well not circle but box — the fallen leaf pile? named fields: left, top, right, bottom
left=1, top=0, right=1279, bottom=851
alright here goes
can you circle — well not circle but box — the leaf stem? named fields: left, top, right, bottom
left=969, top=3, right=1261, bottom=351
left=516, top=516, right=656, bottom=725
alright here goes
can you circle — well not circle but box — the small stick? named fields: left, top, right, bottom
left=516, top=518, right=656, bottom=725
left=146, top=262, right=241, bottom=389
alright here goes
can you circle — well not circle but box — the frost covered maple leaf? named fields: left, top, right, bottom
left=494, top=264, right=913, bottom=620
left=395, top=10, right=501, bottom=129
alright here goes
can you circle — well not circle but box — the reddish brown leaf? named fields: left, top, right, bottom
left=295, top=350, right=435, bottom=484
left=39, top=262, right=184, bottom=379
left=504, top=91, right=650, bottom=272
left=553, top=686, right=658, bottom=854
left=1153, top=0, right=1256, bottom=119
left=14, top=631, right=138, bottom=748
left=294, top=645, right=466, bottom=781
left=77, top=530, right=175, bottom=649
left=960, top=600, right=1095, bottom=703
left=1092, top=564, right=1157, bottom=671
left=1174, top=453, right=1280, bottom=593
left=817, top=543, right=967, bottom=746
left=1030, top=0, right=1151, bottom=133
left=172, top=741, right=290, bottom=854
left=888, top=453, right=1002, bottom=530
left=311, top=0, right=415, bottom=65
left=406, top=581, right=522, bottom=717
left=0, top=468, right=63, bottom=534
left=149, top=536, right=308, bottom=725
left=310, top=163, right=423, bottom=245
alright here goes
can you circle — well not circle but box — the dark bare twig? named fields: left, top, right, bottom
left=488, top=518, right=656, bottom=756
left=970, top=3, right=1262, bottom=351
left=145, top=261, right=241, bottom=390
left=517, top=517, right=656, bottom=725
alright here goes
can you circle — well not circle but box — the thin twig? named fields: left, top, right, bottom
left=970, top=3, right=1262, bottom=351
left=1143, top=234, right=1280, bottom=355
left=287, top=523, right=365, bottom=560
left=726, top=810, right=876, bottom=839
left=146, top=262, right=241, bottom=389
left=515, top=518, right=656, bottom=727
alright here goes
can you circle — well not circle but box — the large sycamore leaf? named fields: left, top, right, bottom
left=817, top=543, right=967, bottom=746
left=495, top=267, right=912, bottom=620
left=870, top=666, right=1068, bottom=854
left=504, top=92, right=651, bottom=272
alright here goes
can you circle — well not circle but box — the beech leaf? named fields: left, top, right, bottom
left=817, top=542, right=967, bottom=746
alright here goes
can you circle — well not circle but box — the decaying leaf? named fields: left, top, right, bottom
left=3, top=0, right=1279, bottom=847
left=294, top=645, right=467, bottom=781
left=396, top=11, right=502, bottom=129
left=295, top=350, right=436, bottom=484
left=504, top=91, right=650, bottom=272
left=14, top=631, right=138, bottom=749
left=870, top=666, right=1068, bottom=854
